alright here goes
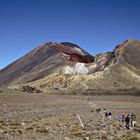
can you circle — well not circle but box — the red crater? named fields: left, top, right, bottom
left=53, top=42, right=94, bottom=63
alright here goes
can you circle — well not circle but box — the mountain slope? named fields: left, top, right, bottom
left=17, top=39, right=140, bottom=94
left=0, top=39, right=140, bottom=95
left=0, top=42, right=94, bottom=86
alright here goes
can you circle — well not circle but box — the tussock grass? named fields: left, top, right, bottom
left=36, top=127, right=49, bottom=133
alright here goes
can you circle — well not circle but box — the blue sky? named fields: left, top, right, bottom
left=0, top=0, right=140, bottom=68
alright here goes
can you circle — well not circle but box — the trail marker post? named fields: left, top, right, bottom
left=77, top=114, right=84, bottom=129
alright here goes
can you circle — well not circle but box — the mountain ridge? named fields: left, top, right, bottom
left=0, top=39, right=140, bottom=95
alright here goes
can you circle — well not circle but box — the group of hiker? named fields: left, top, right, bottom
left=87, top=98, right=137, bottom=130
left=104, top=111, right=137, bottom=129
left=123, top=113, right=137, bottom=129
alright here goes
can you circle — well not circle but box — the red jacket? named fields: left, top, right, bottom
left=122, top=114, right=125, bottom=120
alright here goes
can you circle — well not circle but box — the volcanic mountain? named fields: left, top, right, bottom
left=0, top=42, right=94, bottom=86
left=0, top=39, right=140, bottom=95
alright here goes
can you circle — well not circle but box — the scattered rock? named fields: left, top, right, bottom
left=22, top=86, right=41, bottom=93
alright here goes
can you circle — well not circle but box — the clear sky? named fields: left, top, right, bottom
left=0, top=0, right=140, bottom=68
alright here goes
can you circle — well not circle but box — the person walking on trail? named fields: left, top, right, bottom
left=125, top=114, right=130, bottom=129
left=118, top=113, right=122, bottom=122
left=108, top=112, right=112, bottom=119
left=105, top=112, right=108, bottom=118
left=131, top=113, right=134, bottom=127
left=114, top=112, right=117, bottom=120
left=131, top=113, right=137, bottom=127
left=122, top=113, right=125, bottom=122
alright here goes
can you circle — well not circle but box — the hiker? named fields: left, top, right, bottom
left=118, top=113, right=122, bottom=122
left=131, top=113, right=137, bottom=127
left=105, top=112, right=108, bottom=118
left=108, top=112, right=112, bottom=119
left=122, top=113, right=125, bottom=122
left=103, top=108, right=106, bottom=114
left=96, top=108, right=101, bottom=113
left=114, top=112, right=117, bottom=120
left=131, top=113, right=134, bottom=127
left=125, top=114, right=130, bottom=129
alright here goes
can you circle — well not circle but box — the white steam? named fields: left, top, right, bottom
left=63, top=63, right=89, bottom=75
left=75, top=63, right=89, bottom=74
left=64, top=66, right=74, bottom=75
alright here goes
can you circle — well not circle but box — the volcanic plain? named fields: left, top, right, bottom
left=0, top=89, right=140, bottom=140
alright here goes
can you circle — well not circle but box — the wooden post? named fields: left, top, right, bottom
left=77, top=114, right=84, bottom=129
